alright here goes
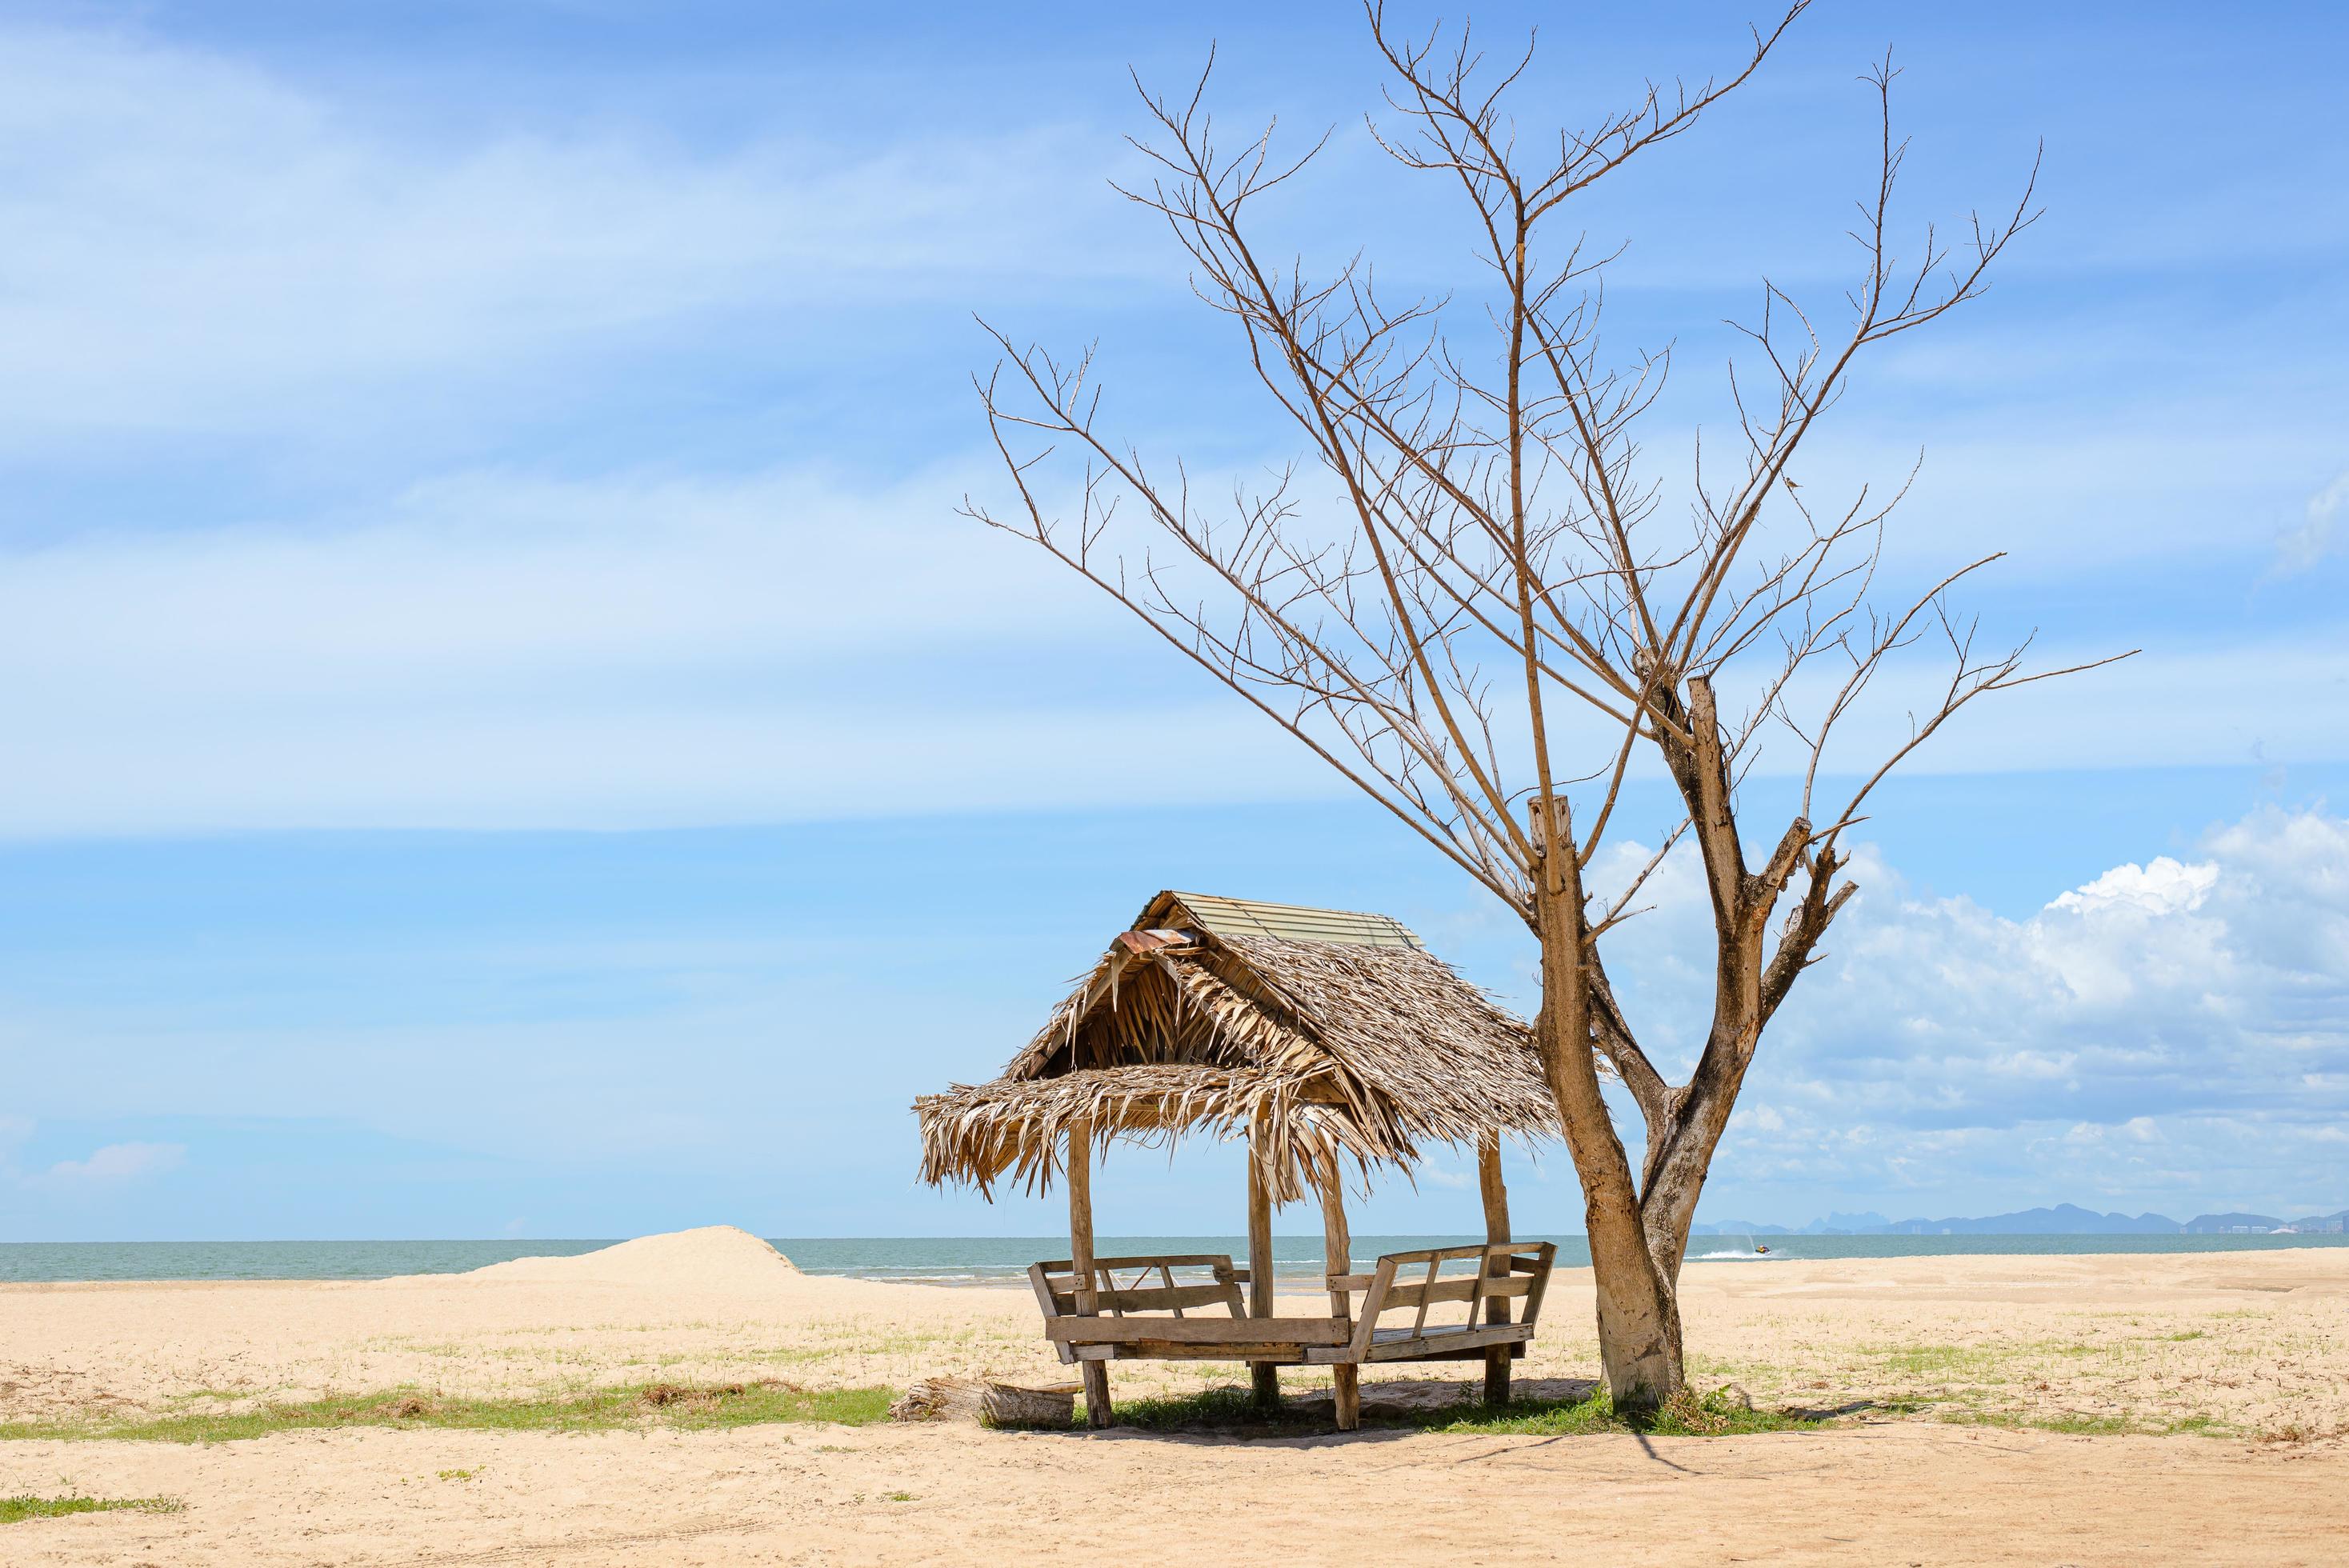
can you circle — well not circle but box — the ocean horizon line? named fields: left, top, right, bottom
left=6, top=1230, right=2347, bottom=1286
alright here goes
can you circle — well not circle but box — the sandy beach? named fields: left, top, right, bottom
left=4, top=1226, right=2346, bottom=1564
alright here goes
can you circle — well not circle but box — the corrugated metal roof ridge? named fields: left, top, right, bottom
left=1160, top=890, right=1426, bottom=950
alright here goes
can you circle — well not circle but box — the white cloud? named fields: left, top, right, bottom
left=0, top=454, right=2342, bottom=837
left=1591, top=805, right=2349, bottom=1213
left=2274, top=469, right=2349, bottom=575
left=0, top=19, right=2334, bottom=842
left=38, top=1141, right=186, bottom=1186
left=0, top=459, right=1347, bottom=834
left=2048, top=856, right=2218, bottom=917
left=0, top=24, right=1140, bottom=448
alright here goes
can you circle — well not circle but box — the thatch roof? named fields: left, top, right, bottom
left=914, top=890, right=1558, bottom=1203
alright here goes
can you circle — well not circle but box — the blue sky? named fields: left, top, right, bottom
left=0, top=2, right=2343, bottom=1241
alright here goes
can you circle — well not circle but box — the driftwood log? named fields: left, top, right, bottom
left=888, top=1376, right=1079, bottom=1429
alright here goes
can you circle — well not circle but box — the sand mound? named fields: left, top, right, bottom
left=451, top=1226, right=802, bottom=1293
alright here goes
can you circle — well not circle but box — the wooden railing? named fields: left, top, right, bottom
left=1030, top=1254, right=1248, bottom=1320
left=1316, top=1240, right=1556, bottom=1364
left=1026, top=1242, right=1555, bottom=1368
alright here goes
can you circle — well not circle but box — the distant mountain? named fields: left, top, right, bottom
left=1692, top=1212, right=1887, bottom=1237
left=2177, top=1210, right=2349, bottom=1233
left=2181, top=1211, right=2283, bottom=1234
left=1879, top=1204, right=2181, bottom=1236
left=1816, top=1210, right=1892, bottom=1233
left=1691, top=1202, right=2349, bottom=1237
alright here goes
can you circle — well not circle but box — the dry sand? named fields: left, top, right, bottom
left=3, top=1225, right=2346, bottom=1565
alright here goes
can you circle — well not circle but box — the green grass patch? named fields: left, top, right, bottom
left=1935, top=1407, right=2235, bottom=1438
left=1865, top=1342, right=2006, bottom=1379
left=0, top=1381, right=894, bottom=1445
left=1100, top=1383, right=1821, bottom=1438
left=2165, top=1414, right=2229, bottom=1436
left=2, top=1494, right=183, bottom=1524
left=1105, top=1385, right=1320, bottom=1434
left=1431, top=1386, right=1822, bottom=1437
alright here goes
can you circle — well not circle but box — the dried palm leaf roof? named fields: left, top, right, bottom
left=914, top=890, right=1559, bottom=1203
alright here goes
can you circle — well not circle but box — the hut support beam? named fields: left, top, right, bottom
left=1478, top=1135, right=1512, bottom=1406
left=1066, top=1120, right=1112, bottom=1429
left=1246, top=1125, right=1279, bottom=1411
left=1317, top=1150, right=1359, bottom=1431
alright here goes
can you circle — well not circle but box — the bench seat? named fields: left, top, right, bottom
left=1028, top=1241, right=1555, bottom=1367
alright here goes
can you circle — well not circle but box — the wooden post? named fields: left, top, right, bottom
left=1478, top=1135, right=1513, bottom=1406
left=1066, top=1119, right=1112, bottom=1429
left=1317, top=1147, right=1360, bottom=1432
left=1246, top=1123, right=1279, bottom=1411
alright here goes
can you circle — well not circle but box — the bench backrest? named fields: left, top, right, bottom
left=1028, top=1253, right=1249, bottom=1322
left=1342, top=1240, right=1556, bottom=1337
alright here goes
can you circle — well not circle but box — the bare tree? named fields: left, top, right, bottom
left=965, top=1, right=2127, bottom=1408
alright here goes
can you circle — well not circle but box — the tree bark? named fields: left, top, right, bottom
left=1530, top=798, right=1682, bottom=1410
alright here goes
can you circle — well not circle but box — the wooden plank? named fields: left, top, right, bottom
left=1066, top=1120, right=1111, bottom=1428
left=1047, top=1315, right=1351, bottom=1346
left=1028, top=1261, right=1063, bottom=1322
left=1032, top=1254, right=1239, bottom=1274
left=1363, top=1323, right=1533, bottom=1362
left=1247, top=1122, right=1279, bottom=1410
left=1047, top=1282, right=1246, bottom=1315
left=1366, top=1241, right=1526, bottom=1266
left=1306, top=1341, right=1527, bottom=1365
left=1344, top=1254, right=1399, bottom=1362
left=1125, top=1342, right=1313, bottom=1362
left=1324, top=1273, right=1376, bottom=1293
left=1411, top=1253, right=1441, bottom=1336
left=1028, top=1262, right=1077, bottom=1365
left=1375, top=1274, right=1535, bottom=1312
left=1520, top=1241, right=1557, bottom=1329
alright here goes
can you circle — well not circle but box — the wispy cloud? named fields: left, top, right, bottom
left=0, top=24, right=1142, bottom=450
left=0, top=458, right=1347, bottom=834
left=2274, top=469, right=2349, bottom=576
left=36, top=1141, right=187, bottom=1186
left=2, top=450, right=2343, bottom=837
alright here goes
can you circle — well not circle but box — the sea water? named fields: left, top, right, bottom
left=2, top=1231, right=2343, bottom=1285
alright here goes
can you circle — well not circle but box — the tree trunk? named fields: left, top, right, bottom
left=1547, top=979, right=1683, bottom=1410
left=1530, top=796, right=1683, bottom=1411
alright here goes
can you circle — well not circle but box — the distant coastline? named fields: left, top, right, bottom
left=6, top=1229, right=2348, bottom=1286
left=1691, top=1202, right=2349, bottom=1238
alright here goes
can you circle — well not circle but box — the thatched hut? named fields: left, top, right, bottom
left=914, top=890, right=1562, bottom=1430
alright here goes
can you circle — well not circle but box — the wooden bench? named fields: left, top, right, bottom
left=1306, top=1240, right=1555, bottom=1364
left=1028, top=1254, right=1338, bottom=1363
left=1027, top=1242, right=1555, bottom=1370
